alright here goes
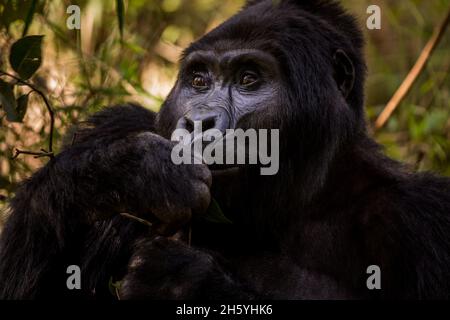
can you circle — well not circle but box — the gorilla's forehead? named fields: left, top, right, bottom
left=182, top=10, right=315, bottom=65
left=184, top=35, right=284, bottom=59
left=182, top=0, right=363, bottom=67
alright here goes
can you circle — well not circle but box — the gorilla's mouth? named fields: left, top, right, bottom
left=170, top=125, right=280, bottom=176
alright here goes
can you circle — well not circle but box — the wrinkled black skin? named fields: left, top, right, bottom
left=1, top=0, right=450, bottom=300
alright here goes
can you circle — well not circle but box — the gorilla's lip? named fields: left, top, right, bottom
left=209, top=165, right=240, bottom=177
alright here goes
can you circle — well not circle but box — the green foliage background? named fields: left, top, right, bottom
left=0, top=0, right=449, bottom=221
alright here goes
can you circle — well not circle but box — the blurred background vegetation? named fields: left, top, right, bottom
left=0, top=0, right=449, bottom=223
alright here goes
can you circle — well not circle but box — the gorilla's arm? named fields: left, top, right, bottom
left=0, top=104, right=254, bottom=299
left=0, top=105, right=162, bottom=299
left=119, top=237, right=256, bottom=300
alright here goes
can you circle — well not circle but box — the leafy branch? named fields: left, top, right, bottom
left=0, top=35, right=54, bottom=160
left=0, top=70, right=55, bottom=159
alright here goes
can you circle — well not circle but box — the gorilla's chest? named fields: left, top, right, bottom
left=228, top=254, right=355, bottom=299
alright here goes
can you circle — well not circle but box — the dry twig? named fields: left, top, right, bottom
left=374, top=7, right=450, bottom=130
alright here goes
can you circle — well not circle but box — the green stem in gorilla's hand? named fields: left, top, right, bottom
left=203, top=198, right=233, bottom=224
left=119, top=212, right=153, bottom=227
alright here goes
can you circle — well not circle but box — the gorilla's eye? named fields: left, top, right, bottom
left=192, top=75, right=208, bottom=89
left=240, top=72, right=259, bottom=87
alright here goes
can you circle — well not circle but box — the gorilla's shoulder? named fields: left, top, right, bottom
left=361, top=169, right=450, bottom=245
left=62, top=104, right=156, bottom=148
left=400, top=172, right=450, bottom=212
left=394, top=173, right=450, bottom=287
left=385, top=172, right=450, bottom=251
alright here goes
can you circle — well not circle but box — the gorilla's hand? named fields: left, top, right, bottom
left=119, top=237, right=254, bottom=300
left=57, top=129, right=211, bottom=231
left=129, top=132, right=212, bottom=231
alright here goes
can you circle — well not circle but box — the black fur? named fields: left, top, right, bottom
left=1, top=0, right=450, bottom=299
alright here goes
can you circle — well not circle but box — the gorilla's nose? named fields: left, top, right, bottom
left=176, top=110, right=230, bottom=134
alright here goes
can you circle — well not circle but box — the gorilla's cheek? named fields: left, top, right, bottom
left=234, top=87, right=281, bottom=129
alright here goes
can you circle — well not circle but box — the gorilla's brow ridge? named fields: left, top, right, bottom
left=182, top=49, right=279, bottom=75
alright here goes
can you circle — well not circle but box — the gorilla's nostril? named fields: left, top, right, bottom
left=183, top=115, right=217, bottom=133
left=202, top=117, right=216, bottom=132
left=177, top=111, right=228, bottom=135
left=185, top=118, right=194, bottom=133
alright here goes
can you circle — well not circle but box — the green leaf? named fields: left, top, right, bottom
left=22, top=0, right=39, bottom=37
left=16, top=94, right=29, bottom=122
left=203, top=198, right=232, bottom=224
left=116, top=0, right=125, bottom=40
left=9, top=35, right=44, bottom=80
left=108, top=277, right=122, bottom=298
left=0, top=0, right=25, bottom=30
left=0, top=0, right=45, bottom=31
left=122, top=40, right=146, bottom=55
left=0, top=79, right=19, bottom=122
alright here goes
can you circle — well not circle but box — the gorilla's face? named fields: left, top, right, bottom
left=157, top=48, right=283, bottom=138
left=157, top=0, right=364, bottom=181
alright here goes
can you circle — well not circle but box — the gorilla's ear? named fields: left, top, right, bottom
left=333, top=49, right=355, bottom=99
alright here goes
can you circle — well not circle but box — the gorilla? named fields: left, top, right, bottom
left=1, top=0, right=450, bottom=300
